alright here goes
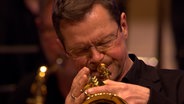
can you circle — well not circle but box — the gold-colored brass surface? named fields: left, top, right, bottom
left=82, top=63, right=127, bottom=104
left=83, top=93, right=127, bottom=104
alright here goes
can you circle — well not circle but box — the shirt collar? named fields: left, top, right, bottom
left=122, top=54, right=141, bottom=84
left=122, top=54, right=160, bottom=87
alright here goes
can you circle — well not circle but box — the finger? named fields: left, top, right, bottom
left=66, top=89, right=88, bottom=104
left=70, top=67, right=90, bottom=97
left=75, top=92, right=88, bottom=104
left=103, top=79, right=123, bottom=85
left=86, top=80, right=126, bottom=95
left=73, top=67, right=90, bottom=83
left=86, top=85, right=110, bottom=95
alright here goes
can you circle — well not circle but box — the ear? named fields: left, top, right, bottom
left=120, top=12, right=128, bottom=39
left=56, top=38, right=64, bottom=50
left=56, top=38, right=69, bottom=57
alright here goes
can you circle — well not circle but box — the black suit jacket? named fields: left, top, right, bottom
left=126, top=54, right=184, bottom=104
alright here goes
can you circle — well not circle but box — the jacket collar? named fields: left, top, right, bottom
left=122, top=54, right=162, bottom=92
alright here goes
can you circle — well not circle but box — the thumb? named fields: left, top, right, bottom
left=103, top=79, right=115, bottom=85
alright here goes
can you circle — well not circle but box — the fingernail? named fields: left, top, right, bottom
left=103, top=80, right=107, bottom=84
left=84, top=91, right=88, bottom=95
left=84, top=91, right=90, bottom=97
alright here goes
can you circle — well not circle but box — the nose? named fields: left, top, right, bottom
left=89, top=46, right=104, bottom=63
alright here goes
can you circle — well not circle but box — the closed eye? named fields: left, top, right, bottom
left=97, top=34, right=117, bottom=46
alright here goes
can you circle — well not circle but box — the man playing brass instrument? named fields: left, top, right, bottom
left=52, top=0, right=184, bottom=104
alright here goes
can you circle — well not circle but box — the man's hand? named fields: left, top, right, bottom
left=86, top=79, right=150, bottom=104
left=65, top=67, right=90, bottom=104
left=65, top=68, right=150, bottom=104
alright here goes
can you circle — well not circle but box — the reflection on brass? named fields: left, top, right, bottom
left=26, top=66, right=48, bottom=104
left=82, top=63, right=127, bottom=104
left=26, top=58, right=63, bottom=104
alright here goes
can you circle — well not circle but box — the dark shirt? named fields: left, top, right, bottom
left=123, top=54, right=184, bottom=104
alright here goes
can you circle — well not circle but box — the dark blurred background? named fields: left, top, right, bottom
left=0, top=0, right=45, bottom=103
left=171, top=0, right=184, bottom=70
left=0, top=0, right=184, bottom=104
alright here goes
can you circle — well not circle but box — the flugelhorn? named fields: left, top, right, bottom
left=82, top=63, right=127, bottom=104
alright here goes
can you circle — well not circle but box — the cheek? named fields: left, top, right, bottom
left=107, top=40, right=127, bottom=61
left=106, top=42, right=127, bottom=80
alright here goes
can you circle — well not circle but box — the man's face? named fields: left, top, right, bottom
left=59, top=4, right=129, bottom=81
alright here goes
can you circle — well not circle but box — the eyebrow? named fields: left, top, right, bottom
left=94, top=32, right=116, bottom=44
left=68, top=29, right=117, bottom=51
left=68, top=44, right=90, bottom=52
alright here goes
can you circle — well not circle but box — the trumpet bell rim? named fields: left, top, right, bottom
left=82, top=93, right=127, bottom=104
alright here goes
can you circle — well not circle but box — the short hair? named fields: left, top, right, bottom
left=52, top=0, right=126, bottom=44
